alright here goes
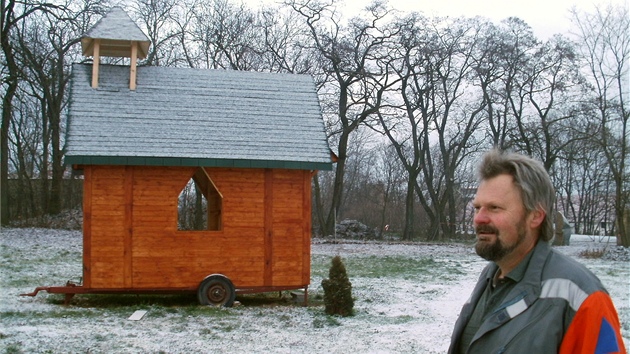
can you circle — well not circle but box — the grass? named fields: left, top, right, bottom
left=314, top=254, right=464, bottom=281
left=1, top=251, right=448, bottom=344
left=311, top=312, right=342, bottom=328
left=3, top=230, right=628, bottom=352
left=51, top=293, right=200, bottom=308
left=5, top=252, right=453, bottom=319
left=0, top=230, right=477, bottom=352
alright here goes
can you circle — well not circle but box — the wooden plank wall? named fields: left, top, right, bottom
left=271, top=169, right=310, bottom=286
left=83, top=165, right=311, bottom=291
left=84, top=166, right=127, bottom=288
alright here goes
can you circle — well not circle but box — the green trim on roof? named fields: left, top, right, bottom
left=64, top=155, right=333, bottom=171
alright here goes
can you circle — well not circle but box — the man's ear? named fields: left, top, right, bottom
left=529, top=206, right=546, bottom=229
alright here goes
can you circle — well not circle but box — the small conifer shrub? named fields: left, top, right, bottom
left=321, top=255, right=354, bottom=316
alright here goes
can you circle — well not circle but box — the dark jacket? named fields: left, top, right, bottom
left=448, top=241, right=626, bottom=354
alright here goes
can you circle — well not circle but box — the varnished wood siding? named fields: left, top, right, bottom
left=271, top=170, right=309, bottom=286
left=85, top=166, right=127, bottom=288
left=83, top=165, right=311, bottom=291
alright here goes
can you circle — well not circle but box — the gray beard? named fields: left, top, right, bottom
left=475, top=222, right=526, bottom=262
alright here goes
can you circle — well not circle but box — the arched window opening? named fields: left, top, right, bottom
left=178, top=168, right=222, bottom=231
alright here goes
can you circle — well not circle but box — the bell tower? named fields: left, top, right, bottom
left=80, top=7, right=151, bottom=90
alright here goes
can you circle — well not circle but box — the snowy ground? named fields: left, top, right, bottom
left=0, top=228, right=628, bottom=353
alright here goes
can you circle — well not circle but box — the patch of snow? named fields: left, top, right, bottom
left=0, top=229, right=628, bottom=352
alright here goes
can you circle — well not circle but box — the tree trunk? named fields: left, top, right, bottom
left=0, top=82, right=14, bottom=225
left=1, top=0, right=17, bottom=225
left=48, top=102, right=64, bottom=215
left=402, top=176, right=415, bottom=241
left=194, top=187, right=204, bottom=230
left=324, top=129, right=349, bottom=237
left=615, top=186, right=629, bottom=247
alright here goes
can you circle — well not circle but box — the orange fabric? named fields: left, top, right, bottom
left=559, top=291, right=626, bottom=354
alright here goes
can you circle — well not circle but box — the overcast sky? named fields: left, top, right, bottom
left=244, top=0, right=628, bottom=40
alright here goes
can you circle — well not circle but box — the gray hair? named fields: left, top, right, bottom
left=478, top=149, right=555, bottom=242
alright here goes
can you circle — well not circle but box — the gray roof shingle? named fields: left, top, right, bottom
left=84, top=6, right=150, bottom=43
left=81, top=6, right=151, bottom=58
left=64, top=64, right=332, bottom=170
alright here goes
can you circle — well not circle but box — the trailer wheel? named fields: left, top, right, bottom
left=197, top=274, right=235, bottom=307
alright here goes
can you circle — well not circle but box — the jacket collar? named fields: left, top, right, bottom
left=473, top=241, right=552, bottom=340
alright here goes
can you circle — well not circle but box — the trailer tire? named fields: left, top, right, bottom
left=197, top=274, right=236, bottom=307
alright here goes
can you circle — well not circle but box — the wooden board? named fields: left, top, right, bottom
left=83, top=166, right=313, bottom=291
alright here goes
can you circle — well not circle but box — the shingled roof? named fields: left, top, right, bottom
left=64, top=64, right=332, bottom=171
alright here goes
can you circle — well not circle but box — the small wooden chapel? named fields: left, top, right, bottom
left=25, top=6, right=332, bottom=306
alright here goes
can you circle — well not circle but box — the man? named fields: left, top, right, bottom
left=449, top=149, right=626, bottom=354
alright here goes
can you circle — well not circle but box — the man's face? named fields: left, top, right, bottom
left=472, top=174, right=533, bottom=263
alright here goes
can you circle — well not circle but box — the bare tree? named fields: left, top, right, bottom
left=288, top=0, right=399, bottom=236
left=129, top=0, right=181, bottom=66
left=374, top=143, right=407, bottom=238
left=181, top=0, right=260, bottom=70
left=489, top=19, right=585, bottom=173
left=16, top=5, right=88, bottom=216
left=1, top=0, right=49, bottom=224
left=1, top=0, right=19, bottom=225
left=8, top=93, right=43, bottom=219
left=375, top=12, right=432, bottom=240
left=336, top=127, right=376, bottom=219
left=377, top=15, right=485, bottom=240
left=474, top=17, right=536, bottom=150
left=555, top=133, right=614, bottom=235
left=424, top=17, right=486, bottom=240
left=2, top=0, right=99, bottom=223
left=571, top=3, right=629, bottom=246
left=259, top=6, right=315, bottom=74
left=516, top=35, right=584, bottom=170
